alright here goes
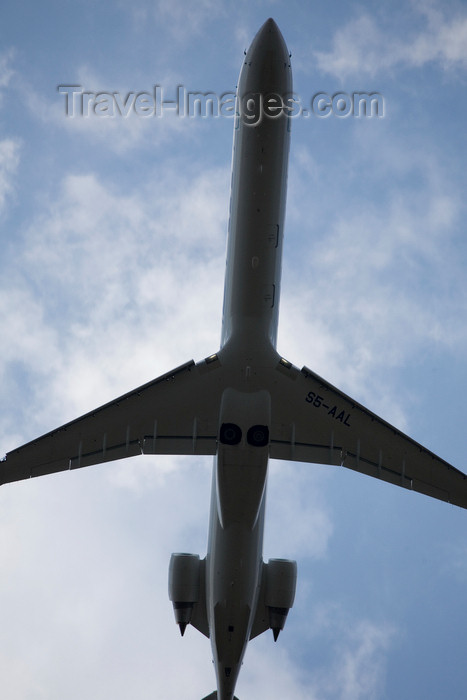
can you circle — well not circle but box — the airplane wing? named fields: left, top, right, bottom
left=0, top=356, right=224, bottom=485
left=4, top=350, right=466, bottom=508
left=269, top=360, right=467, bottom=508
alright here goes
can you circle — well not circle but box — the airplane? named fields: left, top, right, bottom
left=2, top=17, right=467, bottom=700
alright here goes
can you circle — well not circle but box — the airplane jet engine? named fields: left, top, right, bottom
left=265, top=558, right=297, bottom=641
left=168, top=552, right=201, bottom=636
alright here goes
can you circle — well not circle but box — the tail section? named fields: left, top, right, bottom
left=201, top=694, right=240, bottom=700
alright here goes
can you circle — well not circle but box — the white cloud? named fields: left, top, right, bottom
left=153, top=0, right=224, bottom=38
left=265, top=462, right=334, bottom=560
left=409, top=1, right=467, bottom=68
left=127, top=0, right=224, bottom=39
left=1, top=163, right=228, bottom=446
left=16, top=61, right=203, bottom=155
left=314, top=15, right=389, bottom=80
left=238, top=607, right=394, bottom=700
left=0, top=49, right=15, bottom=92
left=312, top=612, right=395, bottom=700
left=314, top=5, right=467, bottom=79
left=0, top=138, right=21, bottom=213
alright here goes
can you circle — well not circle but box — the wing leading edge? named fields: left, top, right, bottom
left=269, top=359, right=467, bottom=509
left=1, top=356, right=224, bottom=485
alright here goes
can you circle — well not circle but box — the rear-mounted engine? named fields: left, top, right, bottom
left=168, top=553, right=201, bottom=636
left=265, top=558, right=297, bottom=641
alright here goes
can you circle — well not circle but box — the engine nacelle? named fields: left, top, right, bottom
left=168, top=553, right=201, bottom=636
left=265, top=558, right=297, bottom=641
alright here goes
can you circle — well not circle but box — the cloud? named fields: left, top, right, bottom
left=239, top=607, right=394, bottom=700
left=0, top=138, right=21, bottom=214
left=0, top=49, right=15, bottom=94
left=312, top=612, right=395, bottom=700
left=18, top=72, right=194, bottom=155
left=152, top=0, right=225, bottom=38
left=1, top=163, right=228, bottom=447
left=265, top=462, right=334, bottom=561
left=409, top=1, right=467, bottom=68
left=314, top=5, right=467, bottom=79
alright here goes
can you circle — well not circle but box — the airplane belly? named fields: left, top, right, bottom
left=207, top=462, right=267, bottom=700
left=220, top=20, right=292, bottom=351
left=206, top=24, right=292, bottom=695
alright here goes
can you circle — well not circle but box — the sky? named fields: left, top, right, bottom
left=1, top=0, right=467, bottom=698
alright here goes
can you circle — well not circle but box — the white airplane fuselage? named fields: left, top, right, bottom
left=206, top=19, right=291, bottom=700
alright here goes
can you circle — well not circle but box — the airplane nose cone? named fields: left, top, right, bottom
left=239, top=18, right=292, bottom=98
left=246, top=17, right=290, bottom=66
left=257, top=17, right=285, bottom=48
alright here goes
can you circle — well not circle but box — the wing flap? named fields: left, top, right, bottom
left=269, top=440, right=342, bottom=466
left=141, top=435, right=217, bottom=456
